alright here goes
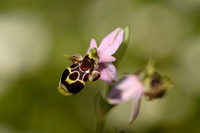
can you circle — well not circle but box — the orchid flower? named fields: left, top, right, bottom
left=87, top=28, right=124, bottom=84
left=107, top=74, right=144, bottom=124
left=107, top=61, right=173, bottom=124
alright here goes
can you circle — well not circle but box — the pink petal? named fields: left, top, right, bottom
left=129, top=89, right=143, bottom=124
left=98, top=52, right=116, bottom=63
left=87, top=38, right=97, bottom=53
left=98, top=28, right=124, bottom=55
left=108, top=75, right=144, bottom=105
left=98, top=63, right=118, bottom=84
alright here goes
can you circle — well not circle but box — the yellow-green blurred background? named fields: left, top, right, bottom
left=0, top=0, right=200, bottom=133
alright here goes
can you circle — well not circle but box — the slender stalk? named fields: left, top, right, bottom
left=95, top=118, right=105, bottom=133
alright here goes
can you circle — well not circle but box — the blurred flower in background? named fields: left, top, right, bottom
left=108, top=74, right=144, bottom=124
left=107, top=60, right=173, bottom=124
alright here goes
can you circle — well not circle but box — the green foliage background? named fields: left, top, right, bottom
left=0, top=0, right=200, bottom=133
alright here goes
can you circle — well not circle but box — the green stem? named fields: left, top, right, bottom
left=95, top=119, right=105, bottom=133
left=105, top=85, right=111, bottom=98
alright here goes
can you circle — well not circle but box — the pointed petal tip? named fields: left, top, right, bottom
left=87, top=38, right=97, bottom=53
left=98, top=28, right=124, bottom=56
left=129, top=119, right=134, bottom=124
left=129, top=92, right=143, bottom=124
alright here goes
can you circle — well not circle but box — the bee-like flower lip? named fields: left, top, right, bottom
left=58, top=81, right=73, bottom=96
